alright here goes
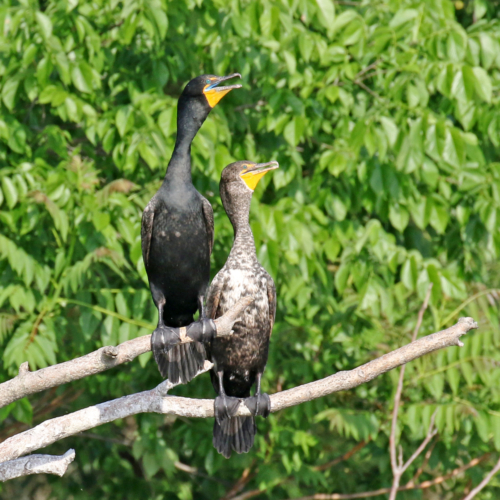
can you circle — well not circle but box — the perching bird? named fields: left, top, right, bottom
left=142, top=74, right=242, bottom=384
left=206, top=160, right=279, bottom=458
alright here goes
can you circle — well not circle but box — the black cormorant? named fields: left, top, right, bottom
left=142, top=74, right=241, bottom=384
left=206, top=160, right=279, bottom=458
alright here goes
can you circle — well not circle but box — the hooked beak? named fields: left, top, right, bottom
left=203, top=73, right=242, bottom=108
left=240, top=161, right=279, bottom=191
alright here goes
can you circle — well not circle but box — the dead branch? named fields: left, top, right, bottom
left=0, top=449, right=75, bottom=482
left=0, top=317, right=477, bottom=472
left=0, top=296, right=254, bottom=410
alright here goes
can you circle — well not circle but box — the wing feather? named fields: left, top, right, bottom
left=201, top=196, right=214, bottom=255
left=267, top=277, right=276, bottom=335
left=206, top=273, right=223, bottom=321
left=141, top=202, right=155, bottom=268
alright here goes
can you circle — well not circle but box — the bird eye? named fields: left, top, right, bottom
left=206, top=79, right=210, bottom=84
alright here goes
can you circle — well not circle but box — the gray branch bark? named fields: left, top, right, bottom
left=0, top=449, right=75, bottom=482
left=0, top=296, right=254, bottom=409
left=0, top=317, right=477, bottom=468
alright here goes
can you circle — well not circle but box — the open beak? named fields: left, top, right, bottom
left=203, top=73, right=242, bottom=108
left=240, top=161, right=279, bottom=191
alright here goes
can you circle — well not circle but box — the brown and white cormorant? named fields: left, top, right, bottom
left=142, top=74, right=241, bottom=384
left=206, top=160, right=279, bottom=458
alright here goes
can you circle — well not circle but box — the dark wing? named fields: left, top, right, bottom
left=206, top=272, right=224, bottom=320
left=201, top=196, right=214, bottom=255
left=205, top=273, right=224, bottom=365
left=141, top=201, right=155, bottom=268
left=267, top=277, right=276, bottom=335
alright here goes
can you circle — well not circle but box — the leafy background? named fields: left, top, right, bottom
left=1, top=0, right=500, bottom=498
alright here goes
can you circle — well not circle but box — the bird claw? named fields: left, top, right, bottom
left=244, top=393, right=271, bottom=418
left=214, top=395, right=241, bottom=424
left=151, top=325, right=180, bottom=352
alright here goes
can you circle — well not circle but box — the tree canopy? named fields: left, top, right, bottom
left=1, top=0, right=500, bottom=498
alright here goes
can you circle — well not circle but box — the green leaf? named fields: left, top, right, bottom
left=116, top=106, right=134, bottom=137
left=472, top=67, right=492, bottom=103
left=334, top=263, right=351, bottom=294
left=1, top=177, right=18, bottom=209
left=315, top=0, right=335, bottom=29
left=389, top=204, right=409, bottom=232
left=283, top=117, right=304, bottom=147
left=2, top=78, right=19, bottom=111
left=430, top=203, right=449, bottom=234
left=479, top=33, right=496, bottom=69
left=389, top=9, right=418, bottom=28
left=36, top=12, right=53, bottom=39
left=380, top=117, right=399, bottom=147
left=71, top=62, right=93, bottom=94
left=138, top=141, right=159, bottom=169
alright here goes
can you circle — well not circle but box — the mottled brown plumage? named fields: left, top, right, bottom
left=206, top=160, right=278, bottom=458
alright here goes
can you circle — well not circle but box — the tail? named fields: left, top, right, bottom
left=213, top=416, right=256, bottom=459
left=153, top=341, right=206, bottom=384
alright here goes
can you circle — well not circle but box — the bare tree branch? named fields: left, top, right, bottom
left=0, top=296, right=254, bottom=409
left=0, top=449, right=75, bottom=482
left=0, top=317, right=477, bottom=470
left=388, top=285, right=433, bottom=500
left=462, top=455, right=500, bottom=500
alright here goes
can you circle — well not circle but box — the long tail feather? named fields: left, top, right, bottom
left=153, top=341, right=206, bottom=384
left=213, top=416, right=256, bottom=459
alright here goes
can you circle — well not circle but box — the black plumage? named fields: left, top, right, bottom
left=206, top=160, right=279, bottom=458
left=142, top=74, right=241, bottom=384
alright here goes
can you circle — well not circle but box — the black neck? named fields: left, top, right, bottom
left=165, top=95, right=210, bottom=183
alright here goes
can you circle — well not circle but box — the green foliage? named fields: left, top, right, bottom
left=1, top=0, right=500, bottom=498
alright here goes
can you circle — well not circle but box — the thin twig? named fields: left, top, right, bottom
left=354, top=80, right=383, bottom=100
left=405, top=438, right=437, bottom=486
left=222, top=463, right=256, bottom=500
left=461, top=455, right=500, bottom=500
left=400, top=413, right=437, bottom=474
left=388, top=285, right=433, bottom=500
left=355, top=60, right=381, bottom=80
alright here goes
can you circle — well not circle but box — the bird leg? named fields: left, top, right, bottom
left=243, top=372, right=271, bottom=418
left=198, top=294, right=206, bottom=319
left=214, top=371, right=241, bottom=424
left=151, top=299, right=180, bottom=354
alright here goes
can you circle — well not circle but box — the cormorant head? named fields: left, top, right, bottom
left=221, top=160, right=279, bottom=193
left=220, top=160, right=279, bottom=225
left=181, top=73, right=242, bottom=108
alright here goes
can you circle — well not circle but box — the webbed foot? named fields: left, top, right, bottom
left=151, top=325, right=180, bottom=352
left=152, top=326, right=180, bottom=377
left=244, top=392, right=271, bottom=418
left=214, top=395, right=241, bottom=424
